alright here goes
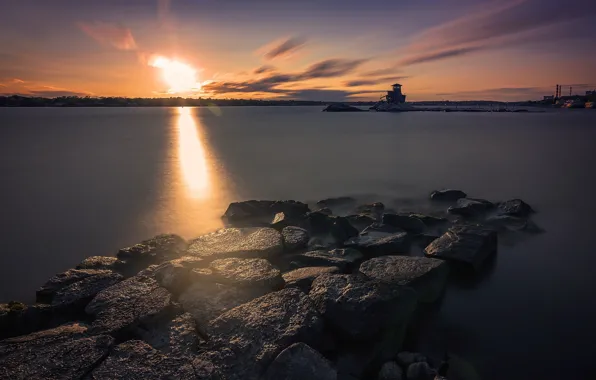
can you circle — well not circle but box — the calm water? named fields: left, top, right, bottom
left=1, top=106, right=596, bottom=379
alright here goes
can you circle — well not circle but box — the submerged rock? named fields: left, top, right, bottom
left=187, top=227, right=284, bottom=261
left=345, top=232, right=411, bottom=257
left=223, top=200, right=309, bottom=226
left=76, top=256, right=122, bottom=271
left=497, top=198, right=534, bottom=217
left=0, top=323, right=114, bottom=380
left=430, top=189, right=467, bottom=201
left=116, top=234, right=188, bottom=270
left=448, top=198, right=493, bottom=217
left=359, top=256, right=449, bottom=303
left=264, top=342, right=336, bottom=380
left=425, top=225, right=497, bottom=270
left=283, top=266, right=341, bottom=292
left=282, top=226, right=309, bottom=251
left=382, top=214, right=426, bottom=233
left=36, top=268, right=112, bottom=304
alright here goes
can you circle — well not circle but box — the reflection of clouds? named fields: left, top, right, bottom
left=177, top=107, right=210, bottom=198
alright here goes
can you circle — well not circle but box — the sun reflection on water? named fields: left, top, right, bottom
left=177, top=107, right=210, bottom=198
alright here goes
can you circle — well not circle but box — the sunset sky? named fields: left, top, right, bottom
left=0, top=0, right=595, bottom=101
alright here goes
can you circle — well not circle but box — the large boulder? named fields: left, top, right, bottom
left=0, top=323, right=114, bottom=380
left=430, top=189, right=467, bottom=201
left=116, top=234, right=188, bottom=272
left=204, top=258, right=284, bottom=290
left=202, top=287, right=323, bottom=380
left=406, top=213, right=447, bottom=226
left=347, top=214, right=378, bottom=231
left=425, top=225, right=497, bottom=270
left=36, top=268, right=113, bottom=304
left=345, top=232, right=411, bottom=257
left=378, top=361, right=404, bottom=380
left=0, top=303, right=55, bottom=340
left=51, top=271, right=123, bottom=312
left=264, top=342, right=337, bottom=380
left=407, top=361, right=435, bottom=380
left=362, top=223, right=405, bottom=237
left=496, top=198, right=534, bottom=217
left=283, top=266, right=341, bottom=292
left=223, top=200, right=309, bottom=226
left=282, top=226, right=309, bottom=251
left=329, top=216, right=359, bottom=244
left=187, top=227, right=284, bottom=261
left=359, top=256, right=449, bottom=303
left=90, top=340, right=217, bottom=379
left=447, top=198, right=493, bottom=217
left=85, top=274, right=172, bottom=335
left=281, top=250, right=356, bottom=272
left=382, top=214, right=426, bottom=233
left=309, top=274, right=417, bottom=342
left=136, top=311, right=201, bottom=357
left=76, top=256, right=123, bottom=271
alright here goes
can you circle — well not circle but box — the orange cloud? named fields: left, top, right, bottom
left=78, top=21, right=137, bottom=50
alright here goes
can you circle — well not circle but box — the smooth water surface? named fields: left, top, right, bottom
left=1, top=106, right=596, bottom=379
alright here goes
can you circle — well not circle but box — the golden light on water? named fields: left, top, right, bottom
left=176, top=107, right=209, bottom=198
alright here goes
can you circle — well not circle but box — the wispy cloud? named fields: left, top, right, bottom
left=344, top=76, right=409, bottom=87
left=399, top=46, right=483, bottom=66
left=254, top=65, right=276, bottom=74
left=301, top=59, right=368, bottom=79
left=260, top=36, right=307, bottom=60
left=78, top=21, right=137, bottom=50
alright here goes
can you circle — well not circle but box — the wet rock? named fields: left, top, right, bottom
left=90, top=340, right=216, bottom=379
left=76, top=256, right=122, bottom=271
left=0, top=323, right=114, bottom=380
left=383, top=214, right=426, bottom=233
left=187, top=227, right=284, bottom=261
left=223, top=200, right=309, bottom=226
left=0, top=303, right=55, bottom=340
left=283, top=266, right=341, bottom=292
left=36, top=268, right=112, bottom=304
left=497, top=198, right=534, bottom=217
left=264, top=342, right=336, bottom=380
left=448, top=198, right=493, bottom=217
left=282, top=226, right=309, bottom=251
left=378, top=361, right=404, bottom=380
left=329, top=216, right=359, bottom=244
left=362, top=223, right=405, bottom=236
left=354, top=202, right=385, bottom=220
left=85, top=274, right=171, bottom=335
left=309, top=274, right=417, bottom=341
left=51, top=271, right=123, bottom=312
left=328, top=247, right=365, bottom=263
left=206, top=257, right=284, bottom=290
left=203, top=287, right=323, bottom=380
left=116, top=234, right=188, bottom=270
left=305, top=211, right=332, bottom=234
left=407, top=361, right=435, bottom=380
left=137, top=311, right=200, bottom=357
left=284, top=250, right=354, bottom=272
left=347, top=214, right=378, bottom=231
left=430, top=189, right=467, bottom=201
left=317, top=196, right=357, bottom=208
left=397, top=351, right=427, bottom=368
left=406, top=213, right=447, bottom=225
left=345, top=232, right=411, bottom=257
left=425, top=225, right=497, bottom=270
left=359, top=256, right=449, bottom=303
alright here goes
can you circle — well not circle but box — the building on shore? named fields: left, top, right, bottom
left=385, top=83, right=407, bottom=104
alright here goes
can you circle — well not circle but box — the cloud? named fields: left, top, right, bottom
left=254, top=65, right=276, bottom=74
left=78, top=21, right=137, bottom=50
left=344, top=76, right=409, bottom=87
left=11, top=78, right=25, bottom=84
left=262, top=36, right=307, bottom=60
left=301, top=59, right=368, bottom=79
left=27, top=90, right=90, bottom=97
left=399, top=46, right=484, bottom=66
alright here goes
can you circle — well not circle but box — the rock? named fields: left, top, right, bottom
left=203, top=288, right=323, bottom=380
left=353, top=202, right=385, bottom=219
left=264, top=342, right=336, bottom=380
left=317, top=196, right=357, bottom=208
left=430, top=189, right=467, bottom=201
left=347, top=214, right=378, bottom=231
left=425, top=225, right=497, bottom=270
left=315, top=207, right=333, bottom=215
left=407, top=361, right=435, bottom=380
left=497, top=198, right=534, bottom=217
left=76, top=255, right=122, bottom=271
left=309, top=274, right=417, bottom=342
left=329, top=216, right=359, bottom=244
left=206, top=258, right=284, bottom=290
left=187, top=227, right=284, bottom=261
left=283, top=266, right=341, bottom=292
left=116, top=234, right=188, bottom=270
left=283, top=250, right=354, bottom=272
left=0, top=303, right=55, bottom=340
left=345, top=232, right=411, bottom=257
left=378, top=361, right=404, bottom=380
left=85, top=274, right=172, bottom=335
left=153, top=261, right=194, bottom=295
left=362, top=223, right=405, bottom=237
left=90, top=340, right=216, bottom=379
left=359, top=256, right=449, bottom=303
left=323, top=103, right=366, bottom=112
left=305, top=211, right=332, bottom=234
left=271, top=212, right=293, bottom=230
left=136, top=311, right=200, bottom=357
left=36, top=268, right=112, bottom=304
left=328, top=247, right=365, bottom=263
left=0, top=323, right=114, bottom=380
left=382, top=214, right=426, bottom=233
left=447, top=198, right=494, bottom=217
left=397, top=351, right=427, bottom=368
left=413, top=234, right=439, bottom=249
left=407, top=213, right=447, bottom=225
left=51, top=271, right=123, bottom=312
left=223, top=200, right=309, bottom=226
left=282, top=226, right=309, bottom=251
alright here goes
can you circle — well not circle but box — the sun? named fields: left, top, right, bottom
left=150, top=56, right=200, bottom=94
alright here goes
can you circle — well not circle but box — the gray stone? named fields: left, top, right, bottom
left=323, top=104, right=366, bottom=112
left=346, top=214, right=378, bottom=231
left=413, top=234, right=439, bottom=249
left=85, top=274, right=171, bottom=335
left=187, top=227, right=284, bottom=261
left=448, top=198, right=494, bottom=217
left=497, top=198, right=534, bottom=217
left=282, top=226, right=309, bottom=251
left=359, top=256, right=449, bottom=303
left=0, top=323, right=114, bottom=380
left=284, top=250, right=353, bottom=272
left=430, top=189, right=467, bottom=201
left=362, top=223, right=405, bottom=237
left=305, top=211, right=332, bottom=234
left=51, top=271, right=123, bottom=311
left=36, top=268, right=112, bottom=304
left=153, top=261, right=194, bottom=295
left=137, top=311, right=200, bottom=357
left=345, top=232, right=411, bottom=257
left=382, top=214, right=426, bottom=233
left=223, top=200, right=309, bottom=226
left=90, top=340, right=217, bottom=379
left=407, top=361, right=435, bottom=380
left=264, top=342, right=336, bottom=380
left=425, top=225, right=497, bottom=270
left=378, top=361, right=404, bottom=380
left=203, top=288, right=323, bottom=380
left=207, top=258, right=284, bottom=290
left=283, top=266, right=341, bottom=292
left=397, top=351, right=427, bottom=368
left=76, top=255, right=122, bottom=271
left=328, top=247, right=365, bottom=264
left=407, top=214, right=447, bottom=225
left=315, top=207, right=333, bottom=215
left=309, top=274, right=417, bottom=342
left=116, top=234, right=188, bottom=269
left=329, top=216, right=359, bottom=243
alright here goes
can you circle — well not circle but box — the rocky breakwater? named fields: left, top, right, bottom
left=1, top=192, right=543, bottom=379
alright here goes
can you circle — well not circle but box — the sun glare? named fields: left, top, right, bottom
left=150, top=56, right=200, bottom=93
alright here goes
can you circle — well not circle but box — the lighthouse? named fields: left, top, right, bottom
left=386, top=83, right=407, bottom=104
